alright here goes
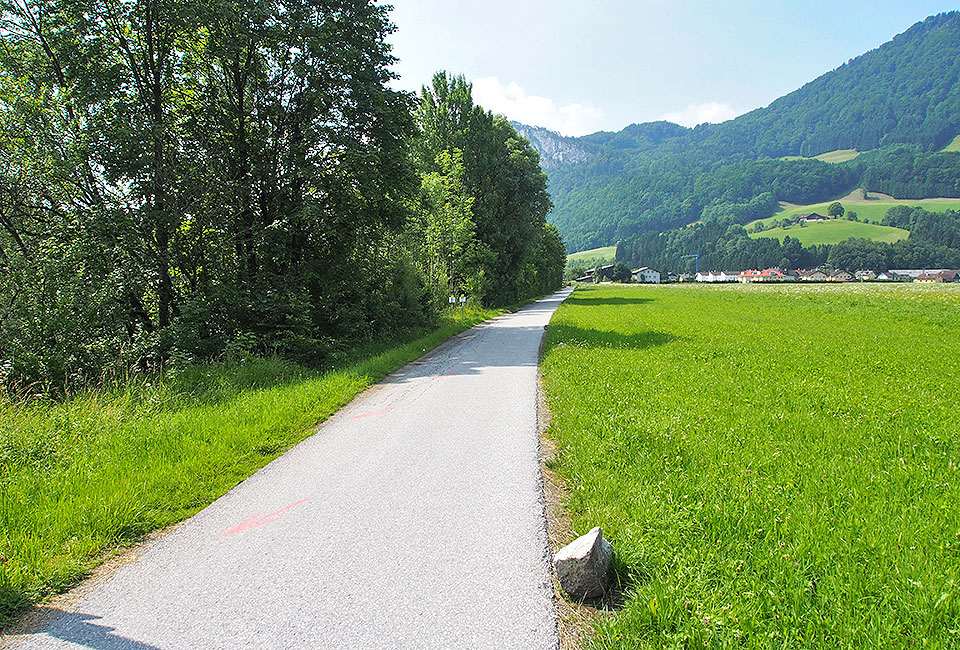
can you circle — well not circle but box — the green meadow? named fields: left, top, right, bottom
left=757, top=197, right=960, bottom=226
left=750, top=219, right=909, bottom=246
left=0, top=307, right=500, bottom=626
left=746, top=196, right=960, bottom=246
left=568, top=245, right=619, bottom=266
left=542, top=284, right=960, bottom=649
left=942, top=135, right=960, bottom=152
left=782, top=149, right=862, bottom=164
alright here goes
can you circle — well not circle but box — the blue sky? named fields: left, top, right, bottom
left=387, top=1, right=958, bottom=136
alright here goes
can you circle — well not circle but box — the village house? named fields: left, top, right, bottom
left=633, top=266, right=661, bottom=284
left=800, top=270, right=830, bottom=282
left=738, top=268, right=793, bottom=283
left=876, top=271, right=908, bottom=281
left=830, top=270, right=855, bottom=282
left=695, top=271, right=739, bottom=283
left=855, top=270, right=877, bottom=281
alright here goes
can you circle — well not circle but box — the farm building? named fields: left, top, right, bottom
left=633, top=267, right=661, bottom=284
left=917, top=270, right=959, bottom=283
left=793, top=212, right=829, bottom=223
left=830, top=270, right=855, bottom=282
left=574, top=264, right=616, bottom=283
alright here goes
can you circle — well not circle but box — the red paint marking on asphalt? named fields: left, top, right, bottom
left=352, top=405, right=395, bottom=419
left=221, top=499, right=308, bottom=537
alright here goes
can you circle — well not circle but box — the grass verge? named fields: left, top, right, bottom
left=541, top=284, right=960, bottom=648
left=0, top=306, right=501, bottom=626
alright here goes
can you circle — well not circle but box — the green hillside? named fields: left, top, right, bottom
left=750, top=219, right=908, bottom=245
left=566, top=245, right=617, bottom=265
left=944, top=134, right=960, bottom=151
left=542, top=12, right=960, bottom=253
left=758, top=197, right=960, bottom=225
left=745, top=197, right=960, bottom=245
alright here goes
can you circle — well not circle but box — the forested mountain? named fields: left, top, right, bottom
left=531, top=11, right=960, bottom=254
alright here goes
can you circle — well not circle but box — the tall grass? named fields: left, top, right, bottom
left=0, top=307, right=499, bottom=625
left=542, top=284, right=960, bottom=649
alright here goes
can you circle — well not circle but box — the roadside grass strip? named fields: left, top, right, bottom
left=541, top=284, right=960, bottom=649
left=0, top=307, right=500, bottom=626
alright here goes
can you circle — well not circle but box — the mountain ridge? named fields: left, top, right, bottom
left=509, top=11, right=960, bottom=254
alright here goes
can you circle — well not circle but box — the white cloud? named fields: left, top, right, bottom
left=661, top=101, right=744, bottom=128
left=471, top=77, right=604, bottom=137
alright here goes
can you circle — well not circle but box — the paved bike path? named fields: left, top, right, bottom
left=12, top=288, right=573, bottom=649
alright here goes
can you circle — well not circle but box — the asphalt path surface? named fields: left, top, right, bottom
left=11, top=288, right=573, bottom=650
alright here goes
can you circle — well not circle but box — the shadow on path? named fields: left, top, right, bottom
left=22, top=610, right=161, bottom=650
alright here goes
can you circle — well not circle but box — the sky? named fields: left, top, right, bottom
left=386, top=1, right=958, bottom=137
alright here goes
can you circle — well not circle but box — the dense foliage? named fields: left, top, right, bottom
left=0, top=3, right=562, bottom=393
left=542, top=11, right=960, bottom=253
left=412, top=73, right=563, bottom=307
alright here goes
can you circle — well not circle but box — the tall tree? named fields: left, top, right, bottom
left=414, top=72, right=555, bottom=304
left=0, top=0, right=421, bottom=387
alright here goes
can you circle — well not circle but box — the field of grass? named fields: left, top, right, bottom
left=568, top=245, right=618, bottom=266
left=813, top=149, right=861, bottom=163
left=0, top=307, right=501, bottom=626
left=942, top=135, right=960, bottom=152
left=750, top=219, right=909, bottom=246
left=542, top=284, right=960, bottom=649
left=781, top=149, right=861, bottom=164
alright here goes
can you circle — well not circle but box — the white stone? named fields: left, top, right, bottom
left=553, top=526, right=613, bottom=600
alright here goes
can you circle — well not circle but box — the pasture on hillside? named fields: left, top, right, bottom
left=745, top=196, right=960, bottom=246
left=542, top=284, right=960, bottom=649
left=567, top=245, right=618, bottom=267
left=754, top=196, right=960, bottom=227
left=750, top=219, right=909, bottom=246
left=942, top=135, right=960, bottom=152
left=781, top=149, right=862, bottom=164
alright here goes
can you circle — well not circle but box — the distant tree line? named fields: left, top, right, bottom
left=617, top=207, right=960, bottom=273
left=0, top=1, right=562, bottom=393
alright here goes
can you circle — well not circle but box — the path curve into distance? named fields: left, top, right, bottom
left=11, top=288, right=573, bottom=650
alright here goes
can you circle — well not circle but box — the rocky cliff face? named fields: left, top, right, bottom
left=510, top=122, right=595, bottom=168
